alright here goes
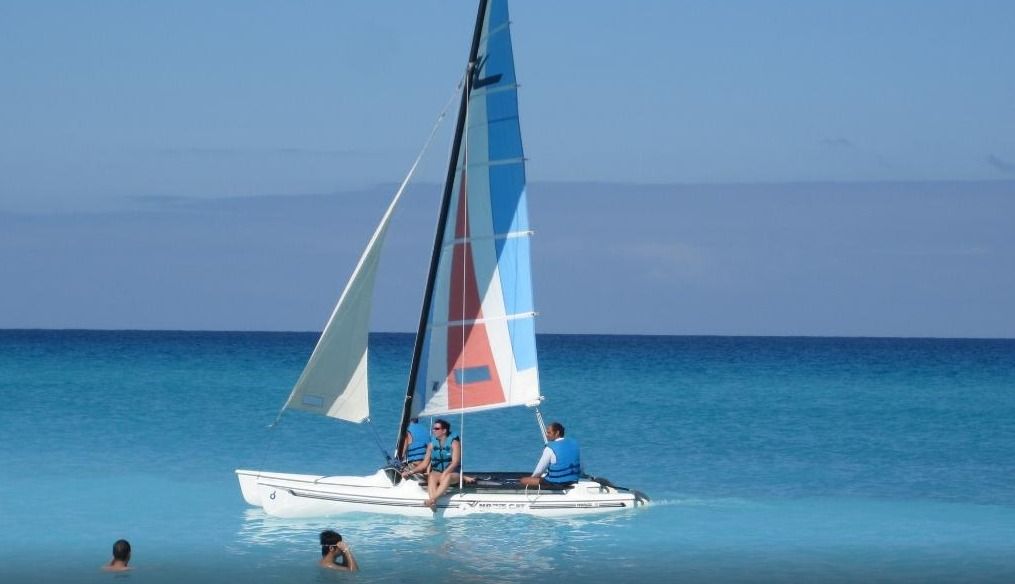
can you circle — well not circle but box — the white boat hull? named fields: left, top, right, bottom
left=236, top=468, right=648, bottom=518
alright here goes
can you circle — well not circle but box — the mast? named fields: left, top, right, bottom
left=394, top=0, right=490, bottom=458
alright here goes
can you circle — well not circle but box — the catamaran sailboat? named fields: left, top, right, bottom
left=236, top=0, right=648, bottom=518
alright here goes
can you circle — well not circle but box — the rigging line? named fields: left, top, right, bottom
left=255, top=409, right=284, bottom=482
left=365, top=418, right=396, bottom=467
left=458, top=55, right=478, bottom=494
left=268, top=73, right=464, bottom=431
left=535, top=407, right=548, bottom=444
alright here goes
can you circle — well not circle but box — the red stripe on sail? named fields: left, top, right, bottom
left=446, top=170, right=505, bottom=409
left=447, top=321, right=503, bottom=409
left=448, top=175, right=482, bottom=321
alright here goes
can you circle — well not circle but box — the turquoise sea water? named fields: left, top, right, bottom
left=1, top=330, right=1014, bottom=583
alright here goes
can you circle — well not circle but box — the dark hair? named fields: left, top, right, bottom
left=320, top=530, right=342, bottom=556
left=548, top=422, right=565, bottom=437
left=111, top=539, right=131, bottom=562
left=434, top=419, right=450, bottom=432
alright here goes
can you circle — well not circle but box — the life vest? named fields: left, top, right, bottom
left=430, top=433, right=459, bottom=472
left=405, top=422, right=429, bottom=462
left=545, top=438, right=581, bottom=484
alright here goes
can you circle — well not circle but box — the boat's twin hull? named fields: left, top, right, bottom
left=236, top=469, right=646, bottom=518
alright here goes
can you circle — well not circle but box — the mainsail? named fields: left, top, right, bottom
left=411, top=0, right=540, bottom=418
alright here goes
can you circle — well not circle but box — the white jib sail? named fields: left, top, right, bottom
left=281, top=198, right=394, bottom=422
left=281, top=96, right=455, bottom=423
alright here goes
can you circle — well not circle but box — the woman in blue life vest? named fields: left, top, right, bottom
left=520, top=421, right=582, bottom=487
left=400, top=418, right=469, bottom=510
left=400, top=417, right=429, bottom=465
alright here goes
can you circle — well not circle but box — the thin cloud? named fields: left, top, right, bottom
left=819, top=137, right=855, bottom=149
left=147, top=146, right=369, bottom=158
left=612, top=242, right=712, bottom=282
left=986, top=154, right=1015, bottom=174
left=873, top=245, right=991, bottom=257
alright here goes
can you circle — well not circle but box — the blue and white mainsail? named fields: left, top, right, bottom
left=411, top=0, right=540, bottom=417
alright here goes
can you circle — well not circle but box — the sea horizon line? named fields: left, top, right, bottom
left=2, top=327, right=1012, bottom=342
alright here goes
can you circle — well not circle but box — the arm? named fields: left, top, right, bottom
left=443, top=438, right=462, bottom=476
left=399, top=431, right=411, bottom=460
left=335, top=542, right=358, bottom=572
left=531, top=446, right=554, bottom=477
left=402, top=443, right=431, bottom=477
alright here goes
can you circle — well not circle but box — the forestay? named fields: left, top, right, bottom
left=413, top=0, right=540, bottom=417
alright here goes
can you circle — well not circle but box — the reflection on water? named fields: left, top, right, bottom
left=232, top=507, right=645, bottom=583
left=235, top=509, right=443, bottom=548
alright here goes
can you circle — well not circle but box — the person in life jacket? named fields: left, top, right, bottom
left=400, top=417, right=429, bottom=465
left=520, top=421, right=582, bottom=487
left=400, top=418, right=472, bottom=509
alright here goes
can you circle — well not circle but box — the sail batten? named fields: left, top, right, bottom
left=480, top=21, right=511, bottom=41
left=462, top=157, right=525, bottom=168
left=430, top=311, right=536, bottom=329
left=470, top=83, right=519, bottom=98
left=444, top=230, right=532, bottom=248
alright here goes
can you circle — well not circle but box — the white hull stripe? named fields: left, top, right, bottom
left=284, top=488, right=632, bottom=510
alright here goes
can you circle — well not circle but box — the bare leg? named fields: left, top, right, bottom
left=520, top=475, right=542, bottom=487
left=426, top=473, right=440, bottom=508
left=427, top=472, right=462, bottom=508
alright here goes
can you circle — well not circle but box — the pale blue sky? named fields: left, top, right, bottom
left=1, top=1, right=1013, bottom=336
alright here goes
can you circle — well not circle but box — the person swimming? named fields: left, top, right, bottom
left=102, top=539, right=131, bottom=572
left=318, top=530, right=358, bottom=572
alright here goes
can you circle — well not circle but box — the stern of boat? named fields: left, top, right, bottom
left=583, top=475, right=651, bottom=509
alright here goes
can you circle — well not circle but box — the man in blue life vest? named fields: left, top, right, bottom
left=399, top=417, right=429, bottom=467
left=520, top=421, right=582, bottom=487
